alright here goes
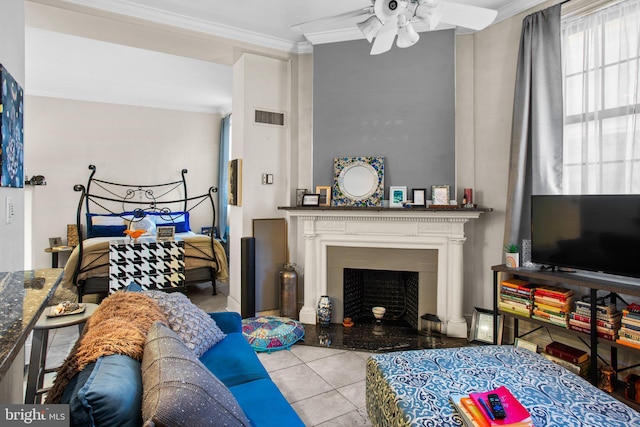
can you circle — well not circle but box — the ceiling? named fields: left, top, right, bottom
left=26, top=0, right=548, bottom=113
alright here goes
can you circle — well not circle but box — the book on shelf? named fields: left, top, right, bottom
left=534, top=301, right=573, bottom=315
left=568, top=324, right=617, bottom=341
left=619, top=329, right=640, bottom=343
left=531, top=314, right=569, bottom=328
left=468, top=386, right=532, bottom=427
left=450, top=394, right=487, bottom=427
left=575, top=300, right=617, bottom=315
left=575, top=307, right=622, bottom=322
left=544, top=341, right=589, bottom=364
left=501, top=278, right=535, bottom=293
left=534, top=285, right=574, bottom=299
left=569, top=312, right=620, bottom=329
left=568, top=319, right=620, bottom=338
left=626, top=303, right=640, bottom=313
left=541, top=352, right=590, bottom=377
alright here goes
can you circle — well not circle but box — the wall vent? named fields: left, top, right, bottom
left=255, top=110, right=285, bottom=126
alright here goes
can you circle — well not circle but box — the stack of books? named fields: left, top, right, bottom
left=568, top=299, right=621, bottom=341
left=542, top=341, right=590, bottom=378
left=450, top=386, right=532, bottom=427
left=498, top=279, right=536, bottom=317
left=616, top=303, right=640, bottom=350
left=531, top=286, right=575, bottom=327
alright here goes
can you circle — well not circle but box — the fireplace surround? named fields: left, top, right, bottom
left=282, top=207, right=488, bottom=338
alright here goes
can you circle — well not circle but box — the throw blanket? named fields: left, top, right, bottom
left=46, top=292, right=168, bottom=403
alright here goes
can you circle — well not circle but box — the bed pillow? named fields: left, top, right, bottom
left=87, top=213, right=130, bottom=238
left=153, top=211, right=191, bottom=233
left=129, top=216, right=156, bottom=236
left=89, top=224, right=128, bottom=238
left=144, top=290, right=225, bottom=357
left=142, top=322, right=250, bottom=427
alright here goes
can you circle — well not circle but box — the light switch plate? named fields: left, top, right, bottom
left=5, top=196, right=14, bottom=224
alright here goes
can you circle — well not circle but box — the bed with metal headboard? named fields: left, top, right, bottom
left=60, top=164, right=228, bottom=302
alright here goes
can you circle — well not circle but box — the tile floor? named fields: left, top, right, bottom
left=27, top=281, right=374, bottom=426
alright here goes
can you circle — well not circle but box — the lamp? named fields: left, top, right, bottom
left=396, top=15, right=419, bottom=48
left=357, top=15, right=383, bottom=43
left=415, top=1, right=443, bottom=30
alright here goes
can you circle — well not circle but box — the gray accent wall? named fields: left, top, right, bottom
left=313, top=30, right=455, bottom=202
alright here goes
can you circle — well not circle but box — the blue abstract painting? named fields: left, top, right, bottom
left=1, top=64, right=24, bottom=188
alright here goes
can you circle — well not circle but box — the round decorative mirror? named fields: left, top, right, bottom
left=339, top=162, right=378, bottom=200
left=333, top=157, right=384, bottom=206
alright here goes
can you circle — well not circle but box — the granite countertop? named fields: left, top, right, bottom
left=0, top=268, right=63, bottom=382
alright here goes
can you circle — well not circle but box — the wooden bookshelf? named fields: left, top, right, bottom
left=492, top=265, right=640, bottom=409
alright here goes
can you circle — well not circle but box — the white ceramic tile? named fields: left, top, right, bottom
left=256, top=349, right=303, bottom=373
left=337, top=380, right=367, bottom=409
left=268, top=363, right=334, bottom=403
left=315, top=408, right=373, bottom=427
left=289, top=343, right=346, bottom=363
left=292, top=390, right=358, bottom=426
left=306, top=351, right=367, bottom=389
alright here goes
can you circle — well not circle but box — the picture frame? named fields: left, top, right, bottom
left=228, top=158, right=242, bottom=206
left=412, top=188, right=426, bottom=207
left=302, top=194, right=320, bottom=207
left=296, top=189, right=308, bottom=207
left=49, top=237, right=62, bottom=248
left=514, top=338, right=538, bottom=353
left=389, top=186, right=407, bottom=207
left=316, top=186, right=332, bottom=206
left=156, top=226, right=176, bottom=242
left=431, top=185, right=450, bottom=206
left=469, top=307, right=502, bottom=344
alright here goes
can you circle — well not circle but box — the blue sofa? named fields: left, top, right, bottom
left=60, top=311, right=305, bottom=426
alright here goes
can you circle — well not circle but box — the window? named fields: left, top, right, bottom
left=562, top=0, right=640, bottom=194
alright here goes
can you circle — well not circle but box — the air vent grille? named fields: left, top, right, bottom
left=255, top=110, right=284, bottom=126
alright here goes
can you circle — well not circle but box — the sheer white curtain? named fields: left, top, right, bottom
left=562, top=0, right=640, bottom=194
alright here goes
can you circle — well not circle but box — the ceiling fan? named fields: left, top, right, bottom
left=292, top=0, right=498, bottom=55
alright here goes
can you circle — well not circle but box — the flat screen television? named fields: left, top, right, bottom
left=531, top=195, right=640, bottom=279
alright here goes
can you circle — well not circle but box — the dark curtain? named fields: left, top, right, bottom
left=504, top=4, right=563, bottom=247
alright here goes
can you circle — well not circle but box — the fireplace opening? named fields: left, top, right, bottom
left=343, top=268, right=419, bottom=329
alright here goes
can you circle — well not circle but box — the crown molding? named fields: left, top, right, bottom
left=52, top=0, right=300, bottom=53
left=52, top=0, right=549, bottom=53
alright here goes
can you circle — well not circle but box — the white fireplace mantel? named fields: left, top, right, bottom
left=282, top=207, right=490, bottom=338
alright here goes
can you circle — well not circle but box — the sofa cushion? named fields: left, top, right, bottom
left=142, top=322, right=250, bottom=427
left=229, top=379, right=305, bottom=427
left=199, top=332, right=270, bottom=387
left=145, top=290, right=226, bottom=357
left=60, top=355, right=143, bottom=427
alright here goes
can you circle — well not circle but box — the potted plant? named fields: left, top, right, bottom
left=504, top=242, right=520, bottom=268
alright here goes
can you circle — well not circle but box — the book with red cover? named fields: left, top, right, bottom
left=544, top=341, right=588, bottom=364
left=468, top=386, right=532, bottom=426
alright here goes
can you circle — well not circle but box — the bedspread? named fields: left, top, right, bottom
left=60, top=233, right=228, bottom=289
left=366, top=345, right=640, bottom=427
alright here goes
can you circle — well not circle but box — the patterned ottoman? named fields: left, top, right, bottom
left=366, top=345, right=640, bottom=427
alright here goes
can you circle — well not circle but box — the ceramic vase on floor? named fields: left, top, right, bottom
left=317, top=295, right=332, bottom=326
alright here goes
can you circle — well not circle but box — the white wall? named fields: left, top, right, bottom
left=228, top=53, right=291, bottom=313
left=24, top=96, right=220, bottom=269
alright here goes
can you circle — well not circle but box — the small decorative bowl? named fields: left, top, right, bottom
left=372, top=306, right=386, bottom=319
left=342, top=317, right=354, bottom=327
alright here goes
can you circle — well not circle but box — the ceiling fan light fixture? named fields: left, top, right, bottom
left=415, top=2, right=443, bottom=30
left=357, top=15, right=383, bottom=43
left=396, top=15, right=419, bottom=48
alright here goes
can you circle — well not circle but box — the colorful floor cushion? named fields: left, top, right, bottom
left=241, top=316, right=305, bottom=353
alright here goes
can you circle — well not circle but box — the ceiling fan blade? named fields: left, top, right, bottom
left=439, top=1, right=497, bottom=31
left=370, top=19, right=398, bottom=55
left=291, top=8, right=373, bottom=32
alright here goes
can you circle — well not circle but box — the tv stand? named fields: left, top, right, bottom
left=492, top=264, right=640, bottom=409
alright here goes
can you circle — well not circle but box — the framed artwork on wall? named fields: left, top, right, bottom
left=0, top=64, right=24, bottom=188
left=431, top=185, right=450, bottom=206
left=228, top=159, right=242, bottom=206
left=389, top=186, right=407, bottom=207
